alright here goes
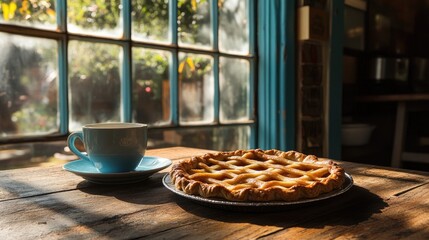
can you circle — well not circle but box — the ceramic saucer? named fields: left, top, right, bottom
left=63, top=156, right=172, bottom=184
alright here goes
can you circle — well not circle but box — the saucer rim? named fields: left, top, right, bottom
left=62, top=155, right=172, bottom=176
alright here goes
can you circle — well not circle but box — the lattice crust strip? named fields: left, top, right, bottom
left=170, top=149, right=346, bottom=202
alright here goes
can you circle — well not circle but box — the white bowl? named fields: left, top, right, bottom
left=341, top=124, right=375, bottom=146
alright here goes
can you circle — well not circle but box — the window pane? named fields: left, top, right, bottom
left=67, top=0, right=122, bottom=38
left=132, top=47, right=171, bottom=125
left=132, top=0, right=169, bottom=43
left=178, top=0, right=212, bottom=48
left=344, top=6, right=365, bottom=50
left=219, top=0, right=249, bottom=54
left=178, top=52, right=214, bottom=124
left=150, top=126, right=251, bottom=150
left=68, top=40, right=121, bottom=130
left=219, top=57, right=250, bottom=122
left=0, top=0, right=57, bottom=30
left=0, top=33, right=59, bottom=137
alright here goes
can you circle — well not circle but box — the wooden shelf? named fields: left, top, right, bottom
left=356, top=94, right=429, bottom=102
left=402, top=152, right=429, bottom=164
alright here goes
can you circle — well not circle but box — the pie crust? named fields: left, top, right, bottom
left=170, top=149, right=345, bottom=202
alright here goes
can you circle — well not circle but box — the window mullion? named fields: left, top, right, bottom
left=170, top=0, right=178, bottom=45
left=214, top=54, right=219, bottom=123
left=170, top=0, right=179, bottom=125
left=249, top=59, right=255, bottom=122
left=171, top=50, right=179, bottom=126
left=212, top=0, right=219, bottom=124
left=59, top=37, right=69, bottom=134
left=57, top=1, right=68, bottom=134
left=57, top=0, right=66, bottom=32
left=248, top=0, right=256, bottom=149
left=122, top=0, right=131, bottom=40
left=122, top=0, right=132, bottom=122
left=211, top=0, right=218, bottom=51
left=122, top=42, right=132, bottom=122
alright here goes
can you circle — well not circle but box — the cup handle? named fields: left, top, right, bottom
left=67, top=131, right=90, bottom=162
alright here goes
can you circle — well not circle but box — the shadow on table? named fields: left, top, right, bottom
left=76, top=172, right=171, bottom=205
left=173, top=185, right=388, bottom=228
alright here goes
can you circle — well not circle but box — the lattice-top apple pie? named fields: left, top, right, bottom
left=169, top=149, right=346, bottom=202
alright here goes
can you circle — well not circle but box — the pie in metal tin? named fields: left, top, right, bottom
left=169, top=149, right=346, bottom=202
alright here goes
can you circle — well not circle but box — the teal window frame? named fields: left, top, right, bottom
left=0, top=0, right=258, bottom=149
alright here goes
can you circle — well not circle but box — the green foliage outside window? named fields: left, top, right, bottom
left=178, top=0, right=210, bottom=45
left=132, top=0, right=169, bottom=41
left=0, top=0, right=56, bottom=24
left=67, top=0, right=121, bottom=30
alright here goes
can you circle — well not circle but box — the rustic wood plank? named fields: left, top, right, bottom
left=258, top=182, right=429, bottom=239
left=145, top=181, right=388, bottom=239
left=0, top=147, right=216, bottom=201
left=0, top=171, right=282, bottom=239
left=340, top=162, right=429, bottom=198
left=343, top=182, right=429, bottom=239
left=0, top=173, right=192, bottom=239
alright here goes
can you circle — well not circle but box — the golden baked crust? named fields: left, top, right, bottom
left=170, top=149, right=345, bottom=202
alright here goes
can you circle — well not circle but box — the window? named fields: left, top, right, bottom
left=0, top=0, right=256, bottom=151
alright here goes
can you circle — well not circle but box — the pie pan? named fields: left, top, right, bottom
left=163, top=172, right=353, bottom=212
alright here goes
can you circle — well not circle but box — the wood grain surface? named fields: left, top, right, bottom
left=0, top=147, right=428, bottom=239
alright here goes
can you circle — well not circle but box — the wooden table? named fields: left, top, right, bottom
left=1, top=147, right=428, bottom=239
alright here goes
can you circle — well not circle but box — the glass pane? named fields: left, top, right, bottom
left=68, top=40, right=122, bottom=130
left=219, top=57, right=250, bottom=122
left=219, top=0, right=249, bottom=54
left=344, top=6, right=365, bottom=50
left=0, top=33, right=59, bottom=137
left=178, top=52, right=213, bottom=124
left=67, top=0, right=122, bottom=38
left=132, top=47, right=171, bottom=125
left=150, top=125, right=251, bottom=150
left=132, top=0, right=169, bottom=43
left=178, top=0, right=212, bottom=48
left=0, top=0, right=57, bottom=30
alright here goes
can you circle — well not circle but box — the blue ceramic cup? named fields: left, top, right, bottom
left=67, top=123, right=148, bottom=173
